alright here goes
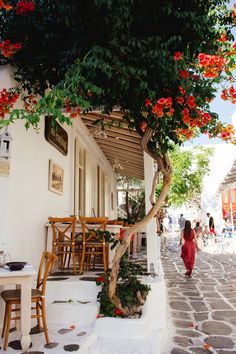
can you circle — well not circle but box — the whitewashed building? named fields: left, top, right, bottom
left=0, top=65, right=158, bottom=271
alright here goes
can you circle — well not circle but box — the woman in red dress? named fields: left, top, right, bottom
left=180, top=220, right=196, bottom=277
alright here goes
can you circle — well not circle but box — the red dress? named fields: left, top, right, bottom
left=181, top=229, right=195, bottom=276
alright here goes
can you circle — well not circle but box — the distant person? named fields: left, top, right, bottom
left=194, top=221, right=203, bottom=250
left=158, top=217, right=163, bottom=234
left=204, top=212, right=211, bottom=229
left=178, top=214, right=186, bottom=230
left=180, top=220, right=196, bottom=277
left=168, top=214, right=174, bottom=233
left=209, top=216, right=216, bottom=235
left=161, top=214, right=170, bottom=259
left=223, top=217, right=230, bottom=231
left=203, top=225, right=210, bottom=246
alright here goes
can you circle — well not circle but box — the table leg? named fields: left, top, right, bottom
left=20, top=279, right=31, bottom=352
left=16, top=284, right=21, bottom=331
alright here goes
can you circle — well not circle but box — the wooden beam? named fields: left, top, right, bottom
left=115, top=169, right=144, bottom=179
left=98, top=141, right=143, bottom=156
left=94, top=135, right=142, bottom=150
left=104, top=154, right=144, bottom=167
left=82, top=111, right=128, bottom=126
left=81, top=118, right=140, bottom=139
left=82, top=120, right=141, bottom=143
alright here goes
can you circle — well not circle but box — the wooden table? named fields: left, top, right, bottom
left=0, top=268, right=36, bottom=352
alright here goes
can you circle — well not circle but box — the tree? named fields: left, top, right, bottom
left=117, top=175, right=145, bottom=224
left=156, top=146, right=213, bottom=208
left=1, top=0, right=236, bottom=315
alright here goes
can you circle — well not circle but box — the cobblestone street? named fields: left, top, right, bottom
left=162, top=247, right=236, bottom=354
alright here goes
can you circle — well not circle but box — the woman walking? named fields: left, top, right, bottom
left=209, top=216, right=216, bottom=235
left=180, top=220, right=196, bottom=277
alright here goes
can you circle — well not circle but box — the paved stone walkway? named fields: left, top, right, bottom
left=162, top=247, right=236, bottom=354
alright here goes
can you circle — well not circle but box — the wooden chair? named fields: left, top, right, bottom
left=79, top=217, right=108, bottom=274
left=1, top=251, right=57, bottom=351
left=48, top=216, right=79, bottom=274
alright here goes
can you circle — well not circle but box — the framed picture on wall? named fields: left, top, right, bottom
left=48, top=159, right=64, bottom=195
left=0, top=160, right=10, bottom=176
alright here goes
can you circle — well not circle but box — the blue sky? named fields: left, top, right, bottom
left=190, top=0, right=236, bottom=146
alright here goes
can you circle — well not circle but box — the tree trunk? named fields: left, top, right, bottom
left=125, top=191, right=130, bottom=221
left=134, top=195, right=145, bottom=222
left=108, top=140, right=172, bottom=313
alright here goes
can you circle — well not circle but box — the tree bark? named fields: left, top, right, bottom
left=108, top=127, right=172, bottom=313
left=125, top=191, right=130, bottom=221
left=134, top=195, right=145, bottom=222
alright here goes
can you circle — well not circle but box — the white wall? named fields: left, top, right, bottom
left=0, top=66, right=117, bottom=267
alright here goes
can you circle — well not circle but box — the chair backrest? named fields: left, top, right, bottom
left=37, top=251, right=57, bottom=295
left=79, top=217, right=108, bottom=243
left=48, top=216, right=76, bottom=244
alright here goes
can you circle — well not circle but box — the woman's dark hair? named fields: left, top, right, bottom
left=209, top=216, right=214, bottom=229
left=184, top=220, right=192, bottom=240
left=195, top=221, right=200, bottom=227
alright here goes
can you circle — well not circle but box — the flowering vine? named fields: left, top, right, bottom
left=0, top=40, right=22, bottom=58
left=16, top=1, right=35, bottom=15
left=0, top=0, right=236, bottom=151
left=0, top=1, right=35, bottom=59
left=0, top=0, right=12, bottom=10
left=141, top=25, right=236, bottom=147
left=0, top=89, right=19, bottom=119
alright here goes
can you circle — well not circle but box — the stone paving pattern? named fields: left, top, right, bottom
left=162, top=248, right=236, bottom=354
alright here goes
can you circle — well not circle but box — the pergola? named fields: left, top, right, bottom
left=81, top=110, right=158, bottom=273
left=80, top=111, right=144, bottom=180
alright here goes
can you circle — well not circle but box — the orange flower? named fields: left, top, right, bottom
left=174, top=51, right=183, bottom=61
left=0, top=40, right=22, bottom=58
left=0, top=0, right=12, bottom=10
left=180, top=70, right=190, bottom=79
left=165, top=97, right=173, bottom=107
left=176, top=97, right=184, bottom=105
left=157, top=98, right=166, bottom=105
left=114, top=308, right=123, bottom=316
left=197, top=53, right=226, bottom=79
left=203, top=343, right=211, bottom=350
left=178, top=86, right=186, bottom=96
left=145, top=98, right=151, bottom=107
left=140, top=121, right=147, bottom=132
left=96, top=313, right=104, bottom=319
left=166, top=108, right=174, bottom=117
left=16, top=1, right=35, bottom=15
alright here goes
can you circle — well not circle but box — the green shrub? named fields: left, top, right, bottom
left=96, top=252, right=150, bottom=317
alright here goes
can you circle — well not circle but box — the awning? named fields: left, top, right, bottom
left=218, top=159, right=236, bottom=191
left=81, top=111, right=144, bottom=180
